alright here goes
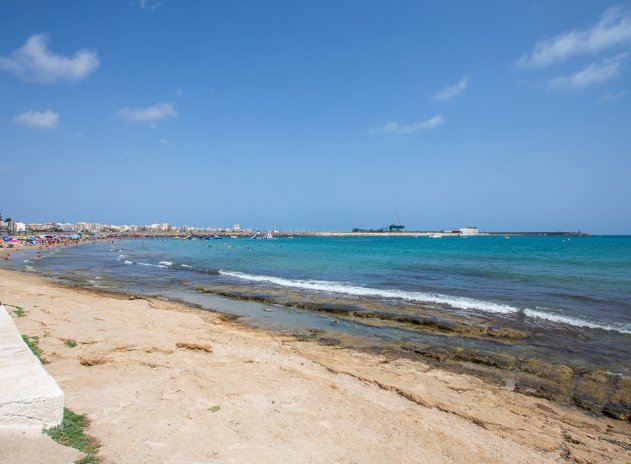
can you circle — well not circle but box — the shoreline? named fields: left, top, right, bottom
left=1, top=234, right=115, bottom=262
left=1, top=267, right=630, bottom=463
left=6, top=247, right=631, bottom=421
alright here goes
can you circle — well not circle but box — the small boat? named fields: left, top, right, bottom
left=429, top=234, right=442, bottom=239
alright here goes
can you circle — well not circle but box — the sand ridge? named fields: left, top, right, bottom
left=0, top=268, right=630, bottom=463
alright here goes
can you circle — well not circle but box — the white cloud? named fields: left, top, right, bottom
left=117, top=103, right=177, bottom=124
left=0, top=34, right=100, bottom=83
left=518, top=7, right=631, bottom=68
left=548, top=53, right=627, bottom=89
left=139, top=0, right=161, bottom=12
left=433, top=76, right=469, bottom=101
left=13, top=110, right=59, bottom=128
left=376, top=115, right=445, bottom=134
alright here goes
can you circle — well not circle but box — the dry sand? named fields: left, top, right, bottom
left=1, top=268, right=630, bottom=463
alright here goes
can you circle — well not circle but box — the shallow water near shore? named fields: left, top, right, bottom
left=3, top=235, right=631, bottom=378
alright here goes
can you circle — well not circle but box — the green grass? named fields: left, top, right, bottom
left=45, top=408, right=100, bottom=464
left=4, top=303, right=25, bottom=317
left=64, top=339, right=78, bottom=348
left=209, top=405, right=221, bottom=413
left=22, top=335, right=47, bottom=364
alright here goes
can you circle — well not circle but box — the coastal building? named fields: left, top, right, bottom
left=55, top=223, right=76, bottom=232
left=6, top=219, right=16, bottom=235
left=459, top=227, right=479, bottom=236
left=75, top=222, right=91, bottom=233
left=353, top=224, right=406, bottom=233
left=26, top=223, right=54, bottom=232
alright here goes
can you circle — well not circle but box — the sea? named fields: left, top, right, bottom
left=4, top=235, right=631, bottom=376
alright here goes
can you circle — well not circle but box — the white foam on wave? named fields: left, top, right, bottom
left=122, top=260, right=167, bottom=269
left=219, top=270, right=517, bottom=313
left=116, top=254, right=127, bottom=261
left=137, top=262, right=167, bottom=268
left=524, top=308, right=631, bottom=335
left=219, top=270, right=631, bottom=335
left=181, top=264, right=192, bottom=268
left=159, top=261, right=173, bottom=266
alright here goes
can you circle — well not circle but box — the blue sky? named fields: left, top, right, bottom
left=1, top=1, right=630, bottom=233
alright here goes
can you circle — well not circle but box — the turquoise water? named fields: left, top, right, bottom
left=5, top=235, right=631, bottom=371
left=105, top=236, right=630, bottom=331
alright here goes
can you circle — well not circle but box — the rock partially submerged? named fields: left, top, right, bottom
left=603, top=377, right=631, bottom=421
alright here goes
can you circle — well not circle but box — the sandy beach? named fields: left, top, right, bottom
left=1, top=268, right=630, bottom=463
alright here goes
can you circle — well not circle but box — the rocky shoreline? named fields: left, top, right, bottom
left=1, top=268, right=630, bottom=462
left=193, top=284, right=631, bottom=421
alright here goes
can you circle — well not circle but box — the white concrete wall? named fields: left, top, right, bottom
left=460, top=227, right=479, bottom=236
left=0, top=305, right=63, bottom=429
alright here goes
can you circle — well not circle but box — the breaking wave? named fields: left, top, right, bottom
left=219, top=270, right=631, bottom=334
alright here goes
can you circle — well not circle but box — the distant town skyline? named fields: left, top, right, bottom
left=0, top=215, right=596, bottom=235
left=1, top=2, right=631, bottom=234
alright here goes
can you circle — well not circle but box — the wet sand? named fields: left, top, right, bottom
left=1, top=268, right=630, bottom=463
